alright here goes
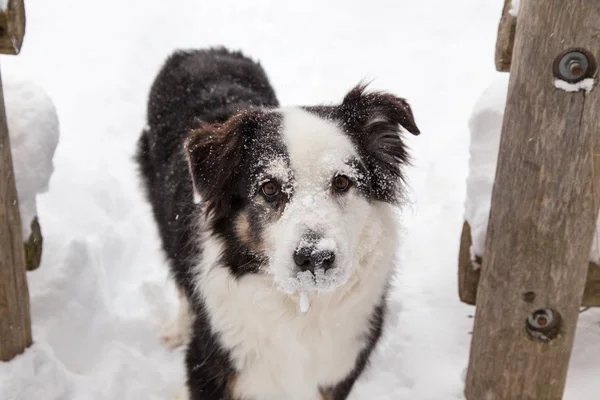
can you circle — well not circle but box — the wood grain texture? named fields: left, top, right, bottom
left=458, top=221, right=600, bottom=306
left=0, top=0, right=25, bottom=55
left=465, top=1, right=600, bottom=399
left=0, top=68, right=32, bottom=361
left=495, top=0, right=516, bottom=72
left=458, top=221, right=480, bottom=305
left=24, top=216, right=42, bottom=271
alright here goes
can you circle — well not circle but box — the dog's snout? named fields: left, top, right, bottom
left=293, top=233, right=336, bottom=274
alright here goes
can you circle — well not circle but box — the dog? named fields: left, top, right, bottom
left=136, top=47, right=419, bottom=400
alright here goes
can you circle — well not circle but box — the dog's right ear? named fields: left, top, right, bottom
left=338, top=84, right=420, bottom=203
left=185, top=112, right=258, bottom=219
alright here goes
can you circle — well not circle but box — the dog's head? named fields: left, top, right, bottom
left=186, top=84, right=419, bottom=294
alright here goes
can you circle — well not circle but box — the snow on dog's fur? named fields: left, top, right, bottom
left=136, top=47, right=419, bottom=400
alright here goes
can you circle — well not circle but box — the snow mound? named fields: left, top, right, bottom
left=464, top=74, right=509, bottom=268
left=465, top=75, right=600, bottom=265
left=6, top=78, right=60, bottom=238
left=0, top=343, right=73, bottom=400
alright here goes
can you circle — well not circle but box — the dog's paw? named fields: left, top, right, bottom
left=174, top=388, right=189, bottom=400
left=159, top=294, right=192, bottom=350
left=159, top=322, right=187, bottom=350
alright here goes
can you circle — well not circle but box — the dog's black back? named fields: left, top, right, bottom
left=136, top=48, right=279, bottom=294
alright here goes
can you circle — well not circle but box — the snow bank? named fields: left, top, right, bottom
left=0, top=343, right=73, bottom=400
left=0, top=212, right=186, bottom=400
left=465, top=75, right=600, bottom=265
left=464, top=75, right=509, bottom=268
left=1, top=76, right=184, bottom=400
left=6, top=78, right=60, bottom=238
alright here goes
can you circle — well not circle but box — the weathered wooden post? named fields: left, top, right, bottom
left=465, top=1, right=600, bottom=399
left=494, top=0, right=516, bottom=72
left=0, top=0, right=31, bottom=362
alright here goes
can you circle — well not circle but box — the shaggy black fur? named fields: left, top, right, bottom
left=136, top=47, right=279, bottom=292
left=305, top=85, right=420, bottom=204
left=136, top=47, right=419, bottom=400
left=136, top=48, right=282, bottom=398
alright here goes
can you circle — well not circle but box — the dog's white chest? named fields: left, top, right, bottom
left=196, top=204, right=398, bottom=400
left=199, top=268, right=380, bottom=400
left=233, top=299, right=365, bottom=400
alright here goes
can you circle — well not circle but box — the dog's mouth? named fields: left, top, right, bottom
left=293, top=267, right=347, bottom=291
left=289, top=267, right=353, bottom=313
left=269, top=257, right=353, bottom=312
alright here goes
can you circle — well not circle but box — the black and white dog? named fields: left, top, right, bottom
left=136, top=47, right=419, bottom=400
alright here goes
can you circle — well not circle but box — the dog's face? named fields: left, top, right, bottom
left=186, top=85, right=419, bottom=294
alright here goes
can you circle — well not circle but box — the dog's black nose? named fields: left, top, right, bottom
left=293, top=248, right=336, bottom=274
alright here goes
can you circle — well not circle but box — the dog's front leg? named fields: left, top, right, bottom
left=185, top=322, right=238, bottom=400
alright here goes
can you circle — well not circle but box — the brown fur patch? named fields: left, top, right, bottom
left=227, top=374, right=239, bottom=400
left=235, top=212, right=254, bottom=246
left=320, top=390, right=333, bottom=400
left=235, top=211, right=267, bottom=256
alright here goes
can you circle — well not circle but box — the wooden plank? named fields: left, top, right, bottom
left=495, top=0, right=516, bottom=72
left=458, top=221, right=600, bottom=307
left=0, top=67, right=32, bottom=361
left=0, top=0, right=25, bottom=55
left=458, top=221, right=480, bottom=305
left=24, top=216, right=42, bottom=271
left=465, top=1, right=600, bottom=399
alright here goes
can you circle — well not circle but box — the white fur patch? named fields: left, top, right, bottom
left=195, top=203, right=398, bottom=400
left=266, top=108, right=367, bottom=294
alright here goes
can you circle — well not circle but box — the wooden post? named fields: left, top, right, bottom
left=495, top=0, right=516, bottom=72
left=459, top=221, right=600, bottom=307
left=465, top=1, right=600, bottom=399
left=0, top=69, right=31, bottom=361
left=0, top=0, right=30, bottom=362
left=0, top=0, right=25, bottom=55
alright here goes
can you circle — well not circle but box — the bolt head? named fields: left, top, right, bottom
left=526, top=308, right=561, bottom=342
left=554, top=49, right=595, bottom=83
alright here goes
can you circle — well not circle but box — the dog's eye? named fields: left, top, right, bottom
left=332, top=175, right=350, bottom=192
left=261, top=181, right=280, bottom=197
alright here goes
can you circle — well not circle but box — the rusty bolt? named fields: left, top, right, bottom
left=526, top=308, right=561, bottom=342
left=554, top=49, right=596, bottom=83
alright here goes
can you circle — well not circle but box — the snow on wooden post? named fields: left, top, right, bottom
left=465, top=1, right=600, bottom=399
left=0, top=0, right=31, bottom=362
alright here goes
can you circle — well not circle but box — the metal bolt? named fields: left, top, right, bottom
left=568, top=60, right=583, bottom=77
left=528, top=309, right=552, bottom=329
left=526, top=308, right=561, bottom=342
left=554, top=49, right=596, bottom=83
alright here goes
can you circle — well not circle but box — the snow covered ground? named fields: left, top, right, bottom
left=1, top=0, right=599, bottom=399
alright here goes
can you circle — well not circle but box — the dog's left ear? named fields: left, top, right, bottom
left=185, top=112, right=259, bottom=219
left=340, top=84, right=420, bottom=202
